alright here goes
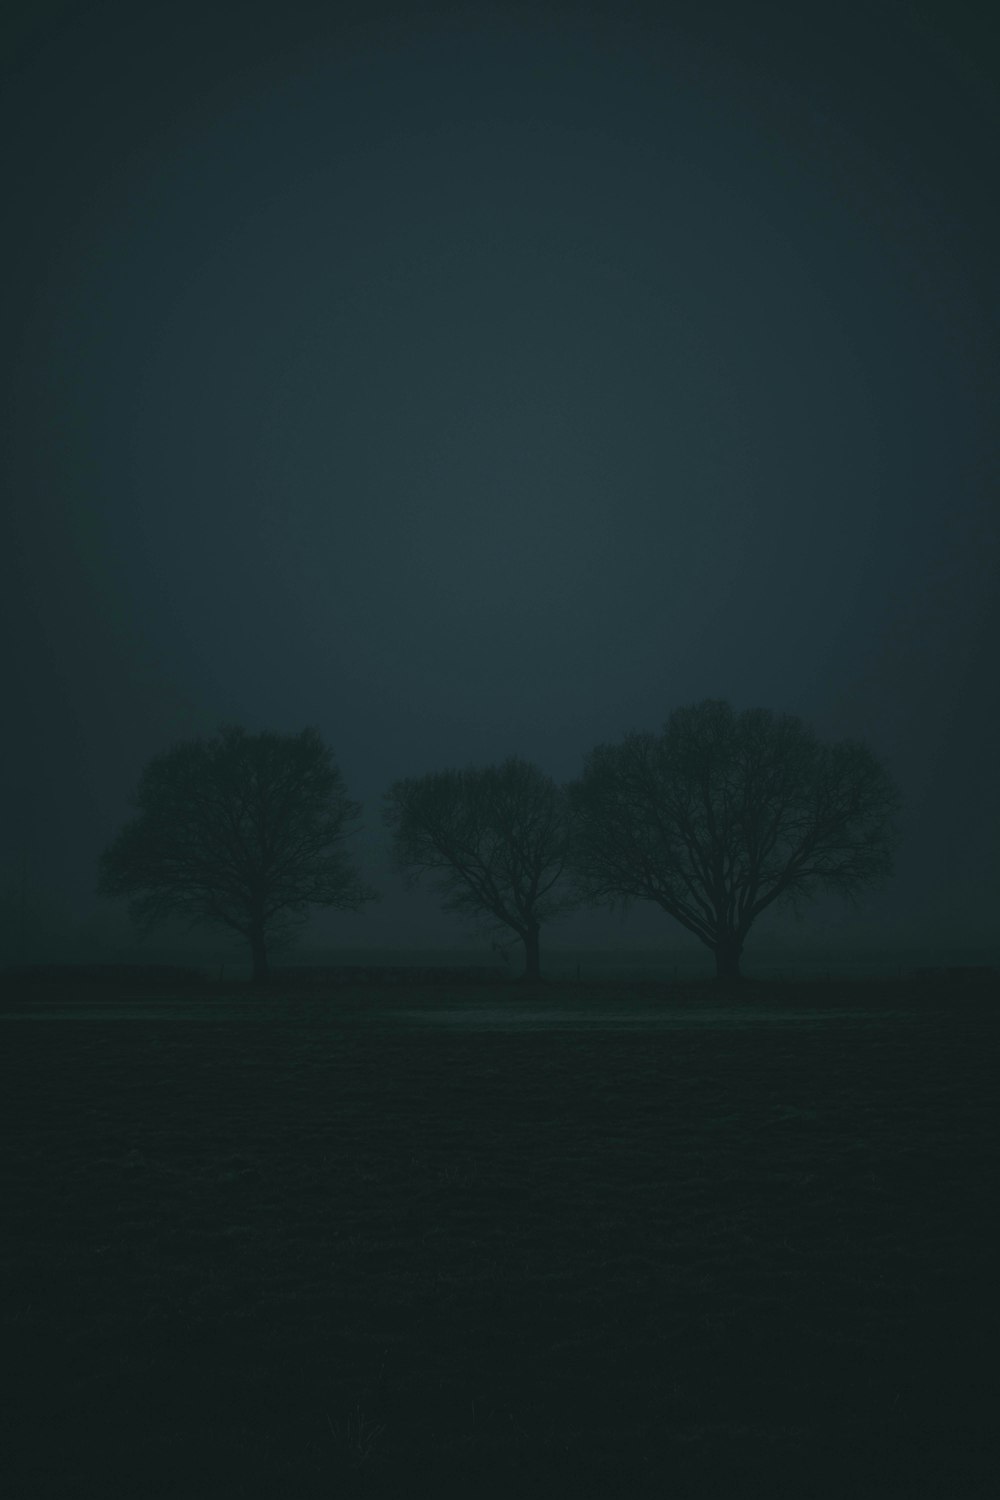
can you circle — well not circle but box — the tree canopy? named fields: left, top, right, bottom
left=98, top=725, right=377, bottom=981
left=384, top=756, right=576, bottom=979
left=568, top=700, right=901, bottom=979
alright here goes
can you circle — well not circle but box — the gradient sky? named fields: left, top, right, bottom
left=2, top=0, right=997, bottom=960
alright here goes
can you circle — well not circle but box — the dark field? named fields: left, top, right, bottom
left=2, top=978, right=997, bottom=1498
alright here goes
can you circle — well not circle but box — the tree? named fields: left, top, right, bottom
left=99, top=726, right=377, bottom=983
left=384, top=756, right=577, bottom=981
left=568, top=700, right=901, bottom=981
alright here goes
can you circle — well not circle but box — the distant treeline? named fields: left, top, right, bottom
left=2, top=963, right=207, bottom=986
left=0, top=961, right=507, bottom=988
left=3, top=961, right=995, bottom=990
left=258, top=964, right=505, bottom=986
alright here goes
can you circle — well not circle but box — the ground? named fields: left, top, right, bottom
left=1, top=975, right=996, bottom=1497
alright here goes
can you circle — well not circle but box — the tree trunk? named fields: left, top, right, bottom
left=249, top=924, right=270, bottom=985
left=522, top=925, right=541, bottom=982
left=714, top=933, right=743, bottom=982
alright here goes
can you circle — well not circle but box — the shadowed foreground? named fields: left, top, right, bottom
left=2, top=978, right=996, bottom=1497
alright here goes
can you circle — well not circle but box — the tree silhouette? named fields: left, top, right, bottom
left=99, top=726, right=377, bottom=982
left=384, top=756, right=576, bottom=980
left=568, top=700, right=901, bottom=980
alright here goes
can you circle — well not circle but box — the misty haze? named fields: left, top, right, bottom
left=2, top=1, right=997, bottom=1496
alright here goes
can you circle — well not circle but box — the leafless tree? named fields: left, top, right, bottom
left=384, top=756, right=577, bottom=980
left=99, top=726, right=377, bottom=982
left=568, top=700, right=901, bottom=980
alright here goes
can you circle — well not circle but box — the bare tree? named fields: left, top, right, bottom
left=99, top=726, right=377, bottom=983
left=384, top=756, right=577, bottom=980
left=568, top=700, right=901, bottom=981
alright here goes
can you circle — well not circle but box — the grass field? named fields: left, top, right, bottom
left=2, top=975, right=997, bottom=1497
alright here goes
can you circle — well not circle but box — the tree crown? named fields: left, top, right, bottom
left=384, top=755, right=577, bottom=937
left=569, top=699, right=901, bottom=947
left=99, top=725, right=376, bottom=940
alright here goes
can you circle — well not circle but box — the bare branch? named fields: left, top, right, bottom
left=568, top=700, right=901, bottom=979
left=384, top=756, right=578, bottom=979
left=98, top=726, right=378, bottom=981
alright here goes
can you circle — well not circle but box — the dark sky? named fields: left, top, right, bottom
left=2, top=0, right=997, bottom=959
